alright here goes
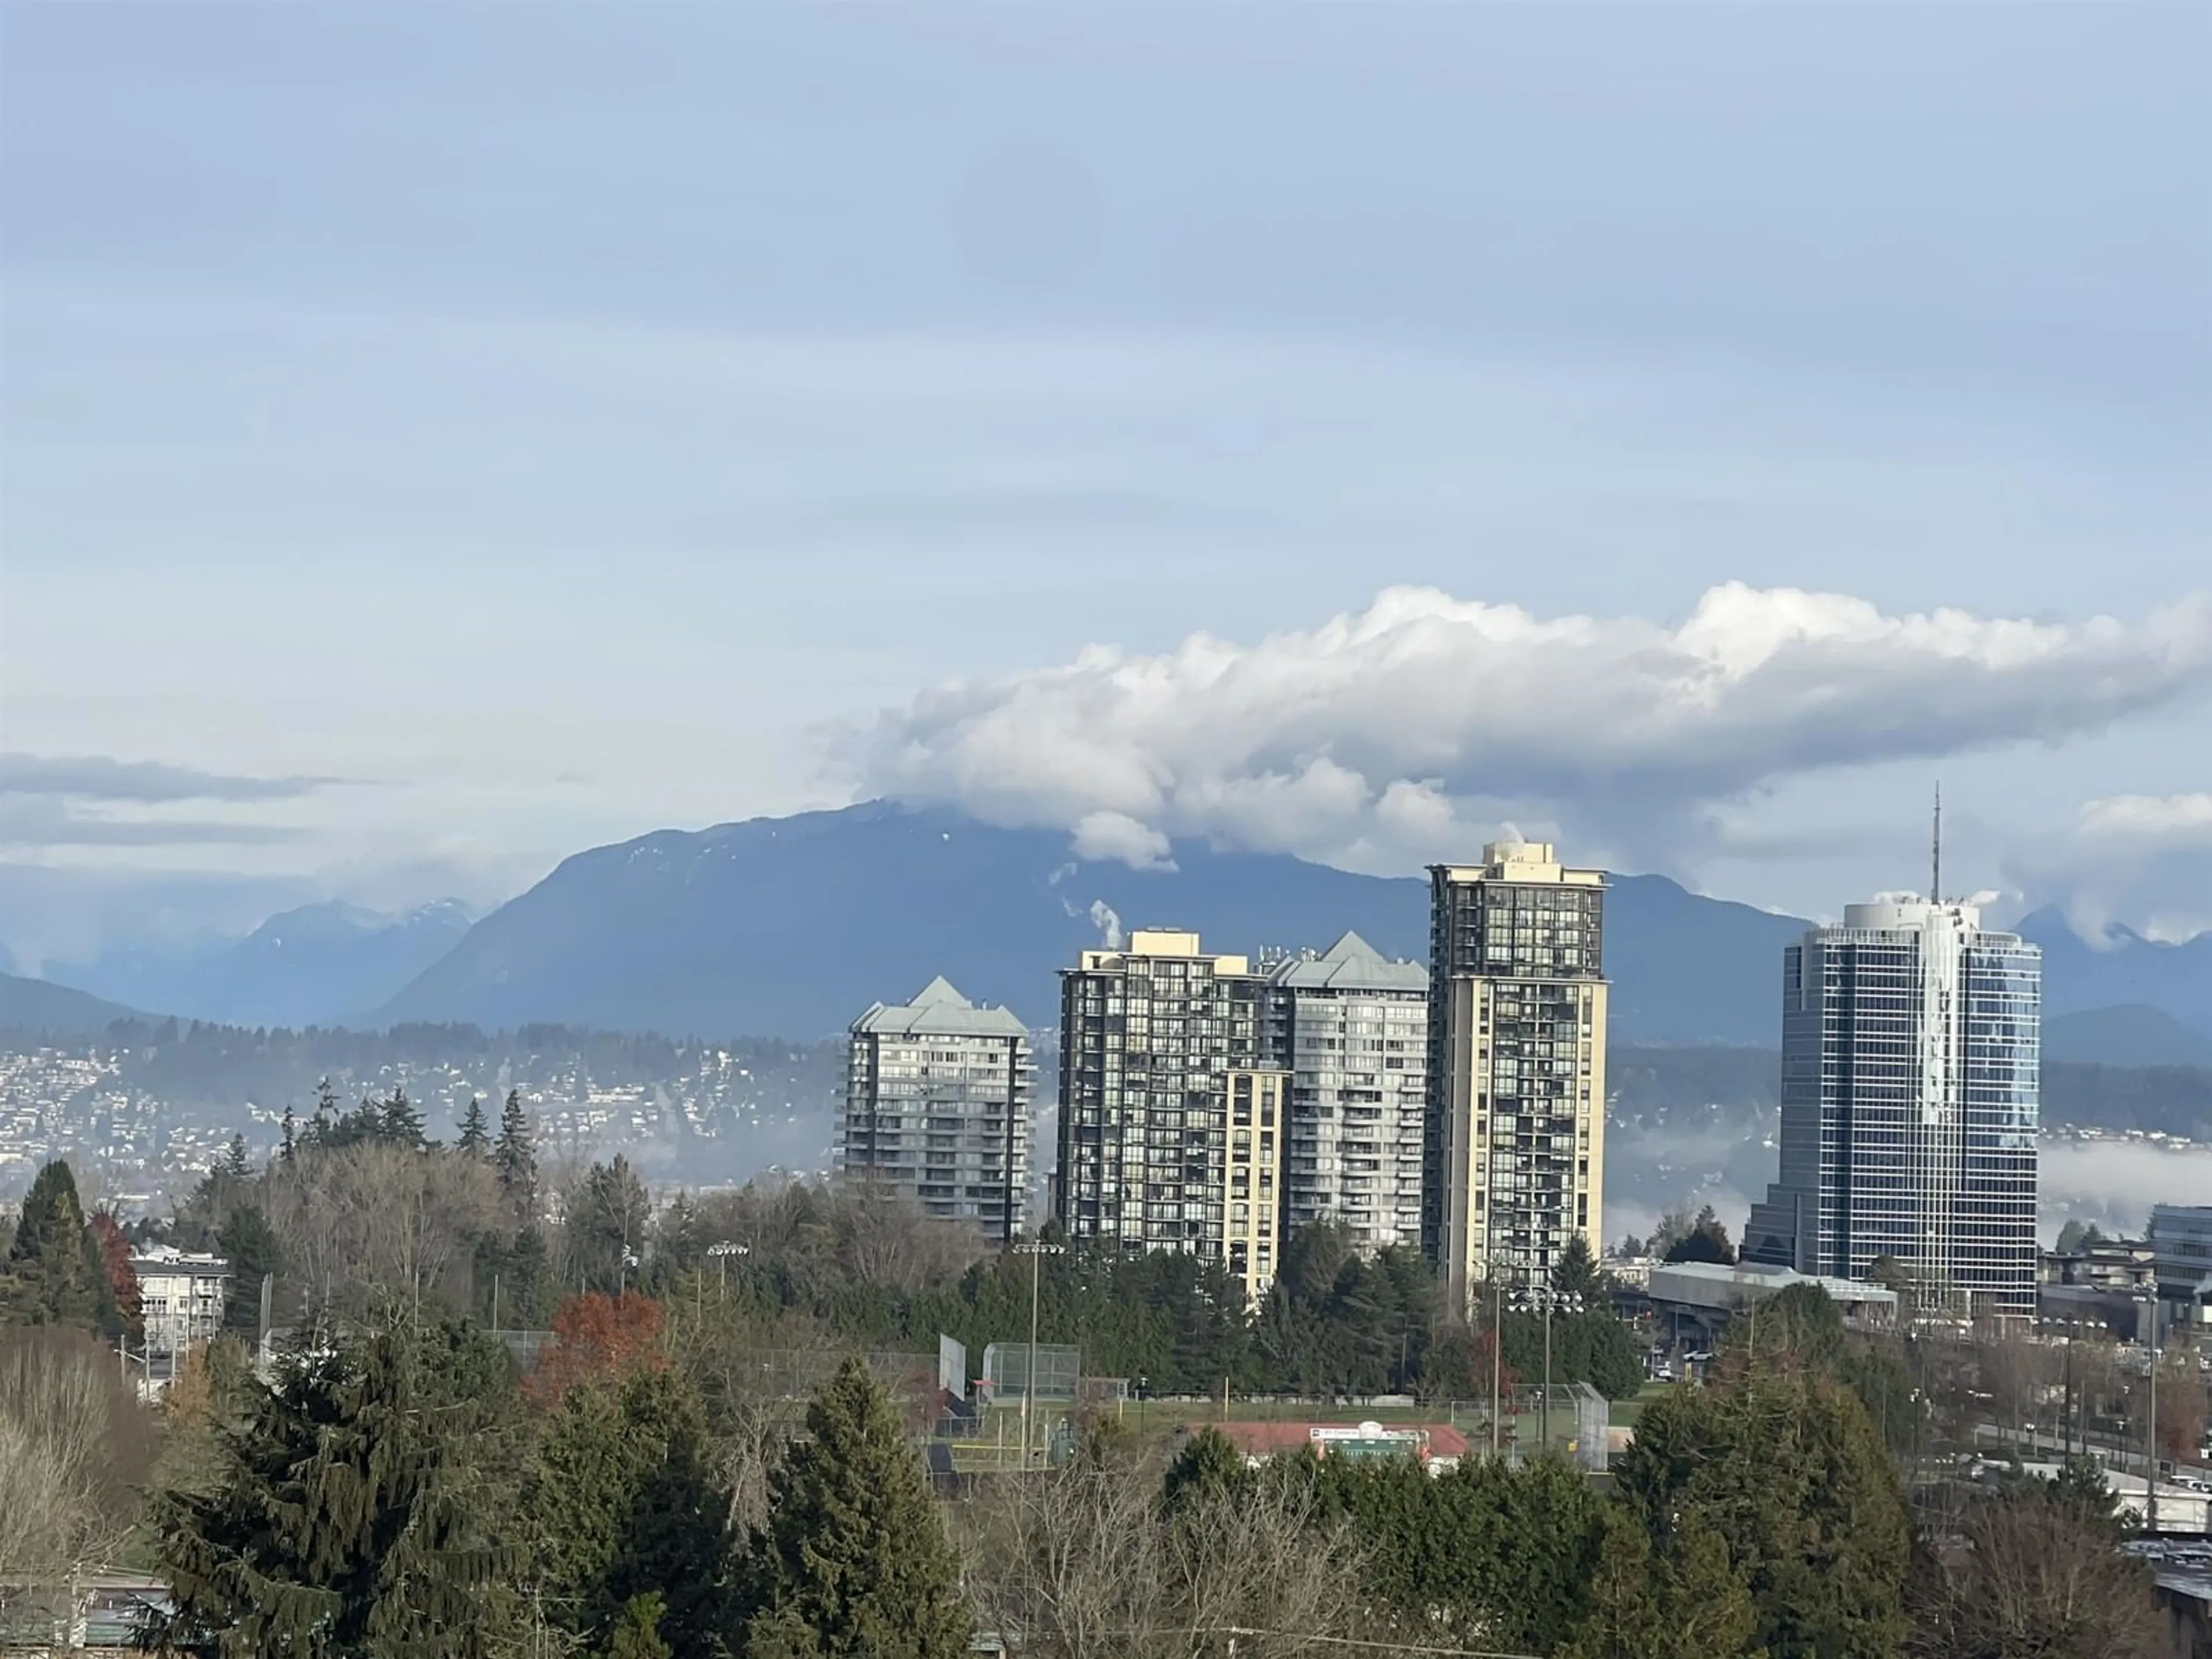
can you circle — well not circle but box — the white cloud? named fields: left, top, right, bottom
left=2011, top=791, right=2212, bottom=943
left=1069, top=810, right=1176, bottom=871
left=2077, top=792, right=2212, bottom=843
left=859, top=584, right=2212, bottom=873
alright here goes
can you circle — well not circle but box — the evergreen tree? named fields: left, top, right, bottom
left=223, top=1134, right=252, bottom=1177
left=650, top=1192, right=705, bottom=1288
left=279, top=1104, right=298, bottom=1162
left=1162, top=1426, right=1251, bottom=1516
left=475, top=1224, right=560, bottom=1332
left=151, top=1322, right=520, bottom=1657
left=527, top=1368, right=737, bottom=1656
left=1551, top=1233, right=1604, bottom=1299
left=0, top=1158, right=103, bottom=1330
left=576, top=1157, right=653, bottom=1293
left=736, top=1358, right=970, bottom=1658
left=605, top=1594, right=673, bottom=1659
left=379, top=1088, right=428, bottom=1149
left=216, top=1204, right=285, bottom=1338
left=1617, top=1367, right=1911, bottom=1658
left=495, top=1089, right=538, bottom=1213
left=1303, top=1448, right=1605, bottom=1649
left=1561, top=1507, right=1763, bottom=1659
left=456, top=1096, right=492, bottom=1158
left=506, top=1224, right=555, bottom=1327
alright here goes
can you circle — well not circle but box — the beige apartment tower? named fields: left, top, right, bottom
left=1423, top=843, right=1608, bottom=1309
left=1054, top=929, right=1288, bottom=1305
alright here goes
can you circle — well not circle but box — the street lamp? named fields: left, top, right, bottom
left=706, top=1241, right=748, bottom=1305
left=2135, top=1290, right=2162, bottom=1533
left=2049, top=1316, right=2104, bottom=1463
left=1012, top=1240, right=1066, bottom=1469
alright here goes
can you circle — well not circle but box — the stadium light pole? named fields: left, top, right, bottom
left=707, top=1241, right=747, bottom=1305
left=1014, top=1240, right=1065, bottom=1469
left=1490, top=1281, right=1503, bottom=1459
left=1516, top=1286, right=1584, bottom=1456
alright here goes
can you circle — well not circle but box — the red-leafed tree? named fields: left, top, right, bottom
left=528, top=1291, right=666, bottom=1406
left=89, top=1210, right=142, bottom=1337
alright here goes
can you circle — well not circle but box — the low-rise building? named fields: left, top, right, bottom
left=2146, top=1205, right=2212, bottom=1333
left=129, top=1244, right=229, bottom=1376
left=1643, top=1259, right=1898, bottom=1347
left=1209, top=1419, right=1472, bottom=1475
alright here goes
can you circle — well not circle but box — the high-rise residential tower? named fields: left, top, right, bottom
left=1423, top=843, right=1608, bottom=1308
left=1054, top=929, right=1288, bottom=1305
left=840, top=976, right=1033, bottom=1244
left=1742, top=896, right=2040, bottom=1320
left=1263, top=932, right=1429, bottom=1253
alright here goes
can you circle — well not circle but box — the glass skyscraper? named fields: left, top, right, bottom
left=1743, top=897, right=2040, bottom=1320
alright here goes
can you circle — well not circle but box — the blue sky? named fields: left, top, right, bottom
left=2, top=5, right=2207, bottom=963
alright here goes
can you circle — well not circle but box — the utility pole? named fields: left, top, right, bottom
left=2144, top=1294, right=2161, bottom=1533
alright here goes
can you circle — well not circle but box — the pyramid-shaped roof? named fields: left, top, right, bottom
left=849, top=975, right=1028, bottom=1038
left=1269, top=930, right=1426, bottom=993
left=1317, top=930, right=1384, bottom=962
left=908, top=975, right=971, bottom=1009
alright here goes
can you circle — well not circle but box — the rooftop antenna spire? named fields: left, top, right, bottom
left=1931, top=782, right=1942, bottom=906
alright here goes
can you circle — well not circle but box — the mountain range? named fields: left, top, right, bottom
left=373, top=804, right=1817, bottom=1043
left=9, top=803, right=2207, bottom=1054
left=44, top=899, right=474, bottom=1029
left=2041, top=1003, right=2212, bottom=1069
left=0, top=971, right=145, bottom=1035
left=380, top=802, right=2212, bottom=1048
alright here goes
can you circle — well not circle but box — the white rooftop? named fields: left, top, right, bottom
left=1647, top=1259, right=1899, bottom=1311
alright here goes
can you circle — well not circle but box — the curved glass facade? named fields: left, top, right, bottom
left=1745, top=900, right=2040, bottom=1320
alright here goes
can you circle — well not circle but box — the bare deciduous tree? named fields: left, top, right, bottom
left=2155, top=1337, right=2206, bottom=1468
left=690, top=1178, right=988, bottom=1305
left=960, top=1442, right=1373, bottom=1659
left=266, top=1141, right=510, bottom=1321
left=1907, top=1490, right=2167, bottom=1659
left=0, top=1328, right=155, bottom=1619
left=662, top=1302, right=836, bottom=1538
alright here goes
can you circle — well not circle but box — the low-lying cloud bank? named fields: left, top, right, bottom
left=858, top=584, right=2212, bottom=887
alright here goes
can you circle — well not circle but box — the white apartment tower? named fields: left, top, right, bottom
left=1054, top=929, right=1289, bottom=1305
left=1425, top=843, right=1609, bottom=1309
left=841, top=977, right=1033, bottom=1245
left=1264, top=932, right=1429, bottom=1253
